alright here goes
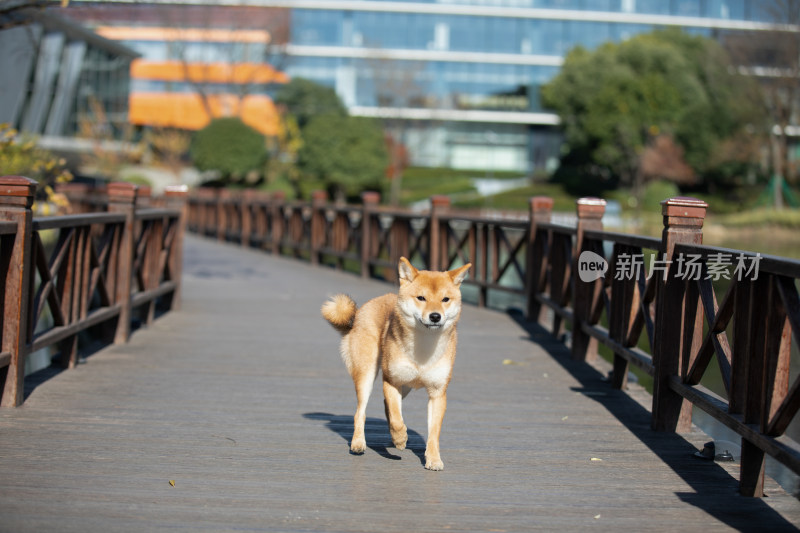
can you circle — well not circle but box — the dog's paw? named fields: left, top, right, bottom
left=391, top=430, right=408, bottom=450
left=424, top=457, right=444, bottom=471
left=350, top=438, right=366, bottom=454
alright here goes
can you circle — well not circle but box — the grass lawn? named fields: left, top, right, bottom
left=398, top=169, right=800, bottom=233
left=398, top=167, right=524, bottom=204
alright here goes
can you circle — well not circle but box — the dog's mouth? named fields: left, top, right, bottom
left=420, top=320, right=444, bottom=329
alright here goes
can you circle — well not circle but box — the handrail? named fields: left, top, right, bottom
left=0, top=177, right=187, bottom=412
left=183, top=187, right=800, bottom=498
left=0, top=221, right=19, bottom=235
left=33, top=212, right=127, bottom=230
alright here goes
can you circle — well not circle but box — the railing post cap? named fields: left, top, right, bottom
left=311, top=190, right=328, bottom=203
left=576, top=197, right=606, bottom=217
left=661, top=196, right=708, bottom=218
left=271, top=190, right=286, bottom=201
left=0, top=175, right=37, bottom=193
left=165, top=184, right=188, bottom=197
left=361, top=191, right=380, bottom=205
left=530, top=196, right=554, bottom=211
left=430, top=195, right=451, bottom=208
left=107, top=181, right=138, bottom=203
left=0, top=175, right=37, bottom=208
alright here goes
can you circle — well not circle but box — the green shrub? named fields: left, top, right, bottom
left=453, top=183, right=576, bottom=212
left=190, top=118, right=267, bottom=182
left=641, top=180, right=680, bottom=212
left=297, top=114, right=388, bottom=201
left=260, top=175, right=296, bottom=199
left=122, top=174, right=153, bottom=188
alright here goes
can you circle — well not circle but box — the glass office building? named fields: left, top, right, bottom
left=63, top=0, right=783, bottom=173
left=0, top=8, right=136, bottom=139
left=280, top=0, right=780, bottom=172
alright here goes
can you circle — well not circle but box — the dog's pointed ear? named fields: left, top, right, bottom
left=398, top=257, right=418, bottom=285
left=448, top=263, right=471, bottom=286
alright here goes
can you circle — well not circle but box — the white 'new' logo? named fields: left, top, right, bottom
left=577, top=251, right=608, bottom=282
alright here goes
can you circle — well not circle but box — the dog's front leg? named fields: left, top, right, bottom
left=383, top=379, right=408, bottom=450
left=424, top=392, right=447, bottom=470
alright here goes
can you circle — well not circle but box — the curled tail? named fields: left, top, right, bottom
left=321, top=294, right=357, bottom=335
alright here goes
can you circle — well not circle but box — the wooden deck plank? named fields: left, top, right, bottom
left=1, top=234, right=799, bottom=532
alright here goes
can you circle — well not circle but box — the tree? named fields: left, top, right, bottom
left=0, top=122, right=72, bottom=213
left=297, top=114, right=388, bottom=201
left=190, top=117, right=267, bottom=184
left=263, top=108, right=303, bottom=198
left=146, top=127, right=192, bottom=182
left=274, top=78, right=347, bottom=130
left=542, top=28, right=761, bottom=208
left=157, top=4, right=290, bottom=124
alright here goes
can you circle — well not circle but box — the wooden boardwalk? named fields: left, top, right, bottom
left=1, top=235, right=799, bottom=532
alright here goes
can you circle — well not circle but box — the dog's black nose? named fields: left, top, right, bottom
left=429, top=313, right=441, bottom=323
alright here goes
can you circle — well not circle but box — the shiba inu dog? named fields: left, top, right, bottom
left=321, top=257, right=471, bottom=470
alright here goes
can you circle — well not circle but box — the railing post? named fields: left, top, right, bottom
left=217, top=189, right=230, bottom=242
left=526, top=196, right=553, bottom=323
left=652, top=196, right=707, bottom=433
left=198, top=188, right=216, bottom=237
left=233, top=191, right=244, bottom=244
left=241, top=189, right=256, bottom=248
left=738, top=274, right=770, bottom=497
left=164, top=185, right=188, bottom=311
left=311, top=190, right=328, bottom=266
left=270, top=191, right=285, bottom=255
left=429, top=195, right=450, bottom=272
left=55, top=182, right=90, bottom=214
left=137, top=185, right=152, bottom=208
left=107, top=182, right=138, bottom=345
left=0, top=176, right=36, bottom=407
left=360, top=191, right=379, bottom=278
left=572, top=197, right=606, bottom=362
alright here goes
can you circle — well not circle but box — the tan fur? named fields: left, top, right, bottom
left=320, top=294, right=358, bottom=336
left=322, top=257, right=471, bottom=470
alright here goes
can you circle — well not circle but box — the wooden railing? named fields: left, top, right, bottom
left=0, top=177, right=187, bottom=408
left=186, top=187, right=800, bottom=497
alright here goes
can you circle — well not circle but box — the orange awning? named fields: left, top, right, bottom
left=96, top=26, right=272, bottom=43
left=130, top=93, right=281, bottom=136
left=131, top=59, right=289, bottom=84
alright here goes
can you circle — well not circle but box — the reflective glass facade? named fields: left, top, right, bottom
left=284, top=0, right=773, bottom=171
left=58, top=0, right=782, bottom=173
left=0, top=10, right=135, bottom=139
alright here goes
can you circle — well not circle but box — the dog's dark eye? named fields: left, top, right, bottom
left=442, top=297, right=450, bottom=303
left=416, top=296, right=426, bottom=301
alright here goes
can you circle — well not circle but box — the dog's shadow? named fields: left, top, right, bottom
left=304, top=412, right=427, bottom=464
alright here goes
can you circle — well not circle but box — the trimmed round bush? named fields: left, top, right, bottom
left=190, top=118, right=267, bottom=181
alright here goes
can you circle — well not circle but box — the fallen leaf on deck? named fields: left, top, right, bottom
left=590, top=457, right=603, bottom=462
left=594, top=514, right=601, bottom=519
left=561, top=415, right=569, bottom=421
left=169, top=480, right=175, bottom=487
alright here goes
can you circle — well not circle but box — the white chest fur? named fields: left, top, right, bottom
left=387, top=331, right=453, bottom=391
